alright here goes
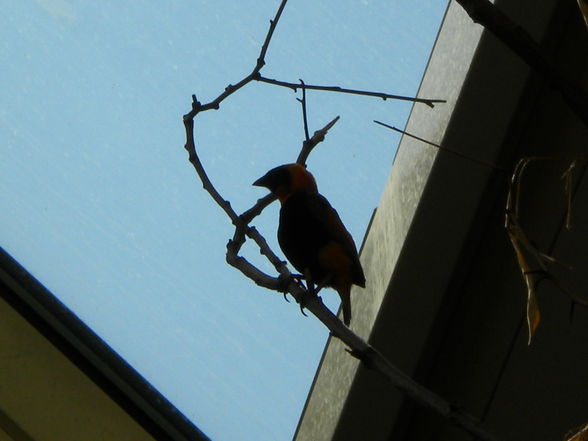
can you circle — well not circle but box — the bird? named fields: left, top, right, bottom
left=253, top=163, right=365, bottom=325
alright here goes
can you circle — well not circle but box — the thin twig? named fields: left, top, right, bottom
left=183, top=96, right=240, bottom=224
left=184, top=0, right=289, bottom=118
left=241, top=194, right=277, bottom=224
left=240, top=115, right=341, bottom=224
left=202, top=161, right=506, bottom=441
left=374, top=120, right=507, bottom=172
left=296, top=116, right=340, bottom=165
left=374, top=120, right=441, bottom=148
left=297, top=79, right=311, bottom=142
left=377, top=121, right=588, bottom=342
left=182, top=2, right=507, bottom=440
left=256, top=75, right=446, bottom=108
left=256, top=0, right=288, bottom=70
left=185, top=100, right=504, bottom=440
left=184, top=107, right=505, bottom=441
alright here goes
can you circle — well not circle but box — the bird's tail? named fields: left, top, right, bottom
left=338, top=286, right=351, bottom=326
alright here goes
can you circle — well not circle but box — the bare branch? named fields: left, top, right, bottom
left=240, top=194, right=276, bottom=225
left=377, top=120, right=588, bottom=341
left=374, top=120, right=507, bottom=172
left=296, top=116, right=340, bottom=166
left=226, top=223, right=284, bottom=290
left=184, top=95, right=504, bottom=439
left=183, top=96, right=239, bottom=224
left=184, top=0, right=289, bottom=118
left=297, top=79, right=311, bottom=142
left=184, top=103, right=506, bottom=441
left=374, top=120, right=441, bottom=148
left=256, top=75, right=446, bottom=108
left=222, top=201, right=507, bottom=441
left=181, top=3, right=507, bottom=440
left=256, top=0, right=288, bottom=70
left=237, top=115, right=342, bottom=226
left=455, top=0, right=588, bottom=127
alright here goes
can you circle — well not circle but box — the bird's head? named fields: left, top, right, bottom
left=253, top=163, right=318, bottom=203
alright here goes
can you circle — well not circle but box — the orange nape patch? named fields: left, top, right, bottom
left=317, top=241, right=354, bottom=289
left=286, top=164, right=317, bottom=195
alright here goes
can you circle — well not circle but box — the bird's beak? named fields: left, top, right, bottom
left=252, top=173, right=271, bottom=188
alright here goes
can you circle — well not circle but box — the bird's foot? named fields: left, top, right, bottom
left=297, top=282, right=321, bottom=318
left=278, top=273, right=306, bottom=302
left=291, top=273, right=305, bottom=284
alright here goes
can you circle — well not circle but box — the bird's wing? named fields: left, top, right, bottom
left=306, top=193, right=366, bottom=287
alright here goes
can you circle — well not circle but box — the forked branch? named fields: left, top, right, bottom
left=184, top=0, right=442, bottom=121
left=182, top=2, right=504, bottom=440
left=184, top=109, right=505, bottom=441
left=257, top=75, right=446, bottom=108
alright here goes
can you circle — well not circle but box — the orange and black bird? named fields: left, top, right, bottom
left=253, top=163, right=365, bottom=325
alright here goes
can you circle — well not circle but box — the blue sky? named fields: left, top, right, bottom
left=1, top=1, right=447, bottom=440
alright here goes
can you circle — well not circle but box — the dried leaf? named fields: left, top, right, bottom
left=504, top=156, right=588, bottom=343
left=525, top=279, right=541, bottom=344
left=507, top=224, right=542, bottom=344
left=536, top=250, right=559, bottom=265
left=565, top=422, right=588, bottom=441
left=578, top=0, right=588, bottom=29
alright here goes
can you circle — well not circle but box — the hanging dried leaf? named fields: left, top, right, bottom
left=506, top=222, right=543, bottom=344
left=565, top=422, right=588, bottom=441
left=525, top=276, right=541, bottom=343
left=505, top=157, right=561, bottom=344
left=506, top=157, right=588, bottom=343
left=578, top=0, right=588, bottom=29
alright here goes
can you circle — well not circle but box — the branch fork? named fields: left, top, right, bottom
left=180, top=2, right=505, bottom=440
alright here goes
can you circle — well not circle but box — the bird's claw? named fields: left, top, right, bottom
left=291, top=273, right=305, bottom=285
left=299, top=303, right=308, bottom=317
left=276, top=270, right=320, bottom=319
left=278, top=273, right=305, bottom=293
left=297, top=286, right=320, bottom=318
left=278, top=274, right=308, bottom=305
